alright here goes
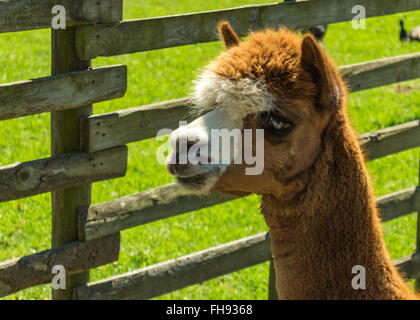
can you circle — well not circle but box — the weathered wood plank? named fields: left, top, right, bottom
left=50, top=26, right=94, bottom=300
left=0, top=146, right=127, bottom=202
left=74, top=232, right=271, bottom=300
left=78, top=181, right=419, bottom=242
left=341, top=52, right=420, bottom=92
left=78, top=183, right=235, bottom=241
left=395, top=252, right=420, bottom=281
left=360, top=120, right=420, bottom=160
left=0, top=233, right=120, bottom=298
left=0, top=65, right=127, bottom=120
left=378, top=187, right=420, bottom=222
left=75, top=0, right=420, bottom=59
left=80, top=97, right=192, bottom=152
left=0, top=0, right=123, bottom=33
left=81, top=53, right=420, bottom=153
left=73, top=232, right=420, bottom=300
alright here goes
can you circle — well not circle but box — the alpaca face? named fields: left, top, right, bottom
left=166, top=22, right=342, bottom=197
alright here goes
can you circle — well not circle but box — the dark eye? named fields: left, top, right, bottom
left=255, top=112, right=294, bottom=135
left=268, top=118, right=292, bottom=132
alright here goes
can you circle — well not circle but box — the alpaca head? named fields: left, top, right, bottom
left=166, top=22, right=345, bottom=197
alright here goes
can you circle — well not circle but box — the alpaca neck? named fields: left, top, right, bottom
left=261, top=116, right=414, bottom=299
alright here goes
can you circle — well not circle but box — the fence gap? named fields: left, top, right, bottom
left=50, top=27, right=93, bottom=300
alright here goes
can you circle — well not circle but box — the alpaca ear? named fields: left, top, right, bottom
left=218, top=21, right=241, bottom=49
left=300, top=34, right=341, bottom=111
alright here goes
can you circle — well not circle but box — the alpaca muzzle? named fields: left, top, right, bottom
left=166, top=109, right=241, bottom=192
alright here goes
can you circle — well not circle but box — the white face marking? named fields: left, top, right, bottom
left=190, top=70, right=278, bottom=122
left=170, top=108, right=242, bottom=174
left=167, top=70, right=276, bottom=192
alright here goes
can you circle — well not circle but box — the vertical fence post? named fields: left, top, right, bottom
left=416, top=155, right=420, bottom=292
left=268, top=257, right=278, bottom=300
left=50, top=27, right=92, bottom=300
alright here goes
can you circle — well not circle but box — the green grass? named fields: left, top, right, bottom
left=1, top=1, right=420, bottom=300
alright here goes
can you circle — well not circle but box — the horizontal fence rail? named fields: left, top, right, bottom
left=378, top=187, right=420, bottom=222
left=360, top=120, right=420, bottom=160
left=75, top=0, right=420, bottom=59
left=78, top=183, right=420, bottom=241
left=78, top=183, right=235, bottom=241
left=0, top=233, right=120, bottom=298
left=80, top=97, right=192, bottom=152
left=395, top=252, right=420, bottom=280
left=342, top=52, right=420, bottom=92
left=73, top=232, right=420, bottom=300
left=0, top=146, right=127, bottom=202
left=0, top=0, right=123, bottom=33
left=74, top=232, right=271, bottom=300
left=81, top=53, right=420, bottom=153
left=0, top=65, right=127, bottom=121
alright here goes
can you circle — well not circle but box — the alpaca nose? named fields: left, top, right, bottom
left=172, top=136, right=197, bottom=160
left=166, top=138, right=199, bottom=177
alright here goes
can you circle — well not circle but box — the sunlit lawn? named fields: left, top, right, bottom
left=0, top=1, right=419, bottom=299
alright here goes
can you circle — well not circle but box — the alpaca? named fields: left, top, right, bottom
left=166, top=22, right=418, bottom=299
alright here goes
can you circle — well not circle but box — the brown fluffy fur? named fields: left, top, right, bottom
left=218, top=21, right=242, bottom=49
left=211, top=22, right=418, bottom=299
left=260, top=114, right=417, bottom=299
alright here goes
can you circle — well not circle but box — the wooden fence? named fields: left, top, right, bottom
left=1, top=0, right=420, bottom=300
